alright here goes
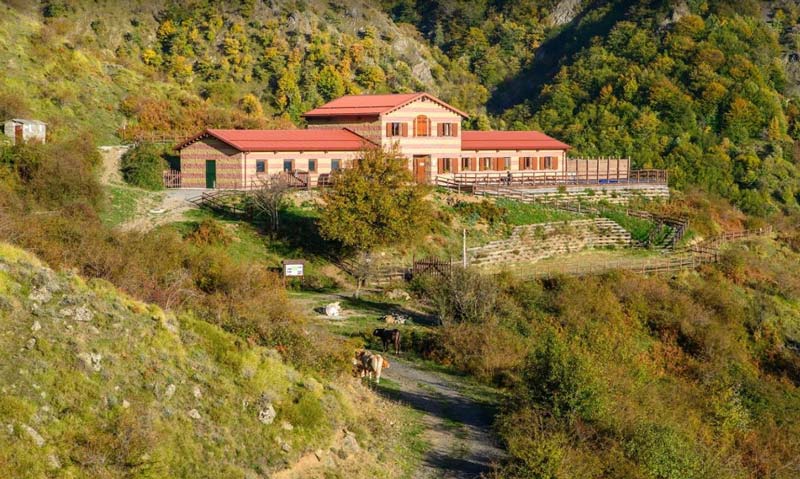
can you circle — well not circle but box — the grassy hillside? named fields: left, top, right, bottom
left=0, top=242, right=422, bottom=478
left=0, top=0, right=486, bottom=142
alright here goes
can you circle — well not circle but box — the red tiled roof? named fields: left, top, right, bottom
left=303, top=93, right=469, bottom=118
left=176, top=128, right=375, bottom=152
left=461, top=131, right=571, bottom=151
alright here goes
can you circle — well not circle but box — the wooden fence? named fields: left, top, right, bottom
left=412, top=257, right=454, bottom=279
left=163, top=170, right=181, bottom=188
left=187, top=190, right=250, bottom=217
left=361, top=226, right=773, bottom=285
left=120, top=130, right=192, bottom=144
left=525, top=226, right=773, bottom=279
left=438, top=167, right=667, bottom=191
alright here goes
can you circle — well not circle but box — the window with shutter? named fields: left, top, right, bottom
left=544, top=156, right=554, bottom=169
left=415, top=115, right=429, bottom=136
left=461, top=157, right=470, bottom=171
left=441, top=158, right=452, bottom=173
left=503, top=157, right=511, bottom=170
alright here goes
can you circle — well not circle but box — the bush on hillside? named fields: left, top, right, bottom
left=0, top=135, right=102, bottom=210
left=120, top=142, right=168, bottom=190
left=423, top=267, right=500, bottom=325
left=186, top=218, right=233, bottom=246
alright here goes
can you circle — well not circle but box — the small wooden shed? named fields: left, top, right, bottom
left=3, top=119, right=46, bottom=145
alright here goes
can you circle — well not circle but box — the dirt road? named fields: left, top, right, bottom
left=381, top=358, right=504, bottom=479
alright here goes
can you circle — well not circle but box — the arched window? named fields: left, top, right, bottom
left=415, top=115, right=430, bottom=137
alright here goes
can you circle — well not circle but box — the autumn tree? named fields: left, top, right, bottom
left=318, top=145, right=431, bottom=253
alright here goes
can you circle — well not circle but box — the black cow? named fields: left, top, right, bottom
left=373, top=328, right=401, bottom=355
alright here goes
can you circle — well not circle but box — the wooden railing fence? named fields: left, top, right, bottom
left=412, top=257, right=454, bottom=279
left=163, top=170, right=181, bottom=188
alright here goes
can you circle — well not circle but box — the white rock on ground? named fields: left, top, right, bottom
left=188, top=409, right=201, bottom=420
left=22, top=424, right=45, bottom=447
left=165, top=383, right=176, bottom=399
left=77, top=352, right=102, bottom=371
left=324, top=302, right=341, bottom=318
left=258, top=404, right=276, bottom=425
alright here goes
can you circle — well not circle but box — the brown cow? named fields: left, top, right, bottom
left=373, top=328, right=400, bottom=354
left=353, top=350, right=389, bottom=383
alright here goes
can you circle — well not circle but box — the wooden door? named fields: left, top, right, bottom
left=413, top=156, right=429, bottom=183
left=205, top=160, right=217, bottom=189
left=14, top=125, right=23, bottom=144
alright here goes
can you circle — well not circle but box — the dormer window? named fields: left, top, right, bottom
left=415, top=115, right=430, bottom=137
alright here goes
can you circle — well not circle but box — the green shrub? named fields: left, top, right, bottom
left=524, top=332, right=603, bottom=421
left=186, top=219, right=233, bottom=246
left=120, top=142, right=168, bottom=190
left=624, top=424, right=704, bottom=479
left=453, top=199, right=506, bottom=226
left=424, top=267, right=499, bottom=325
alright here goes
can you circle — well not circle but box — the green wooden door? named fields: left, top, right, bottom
left=205, top=160, right=216, bottom=189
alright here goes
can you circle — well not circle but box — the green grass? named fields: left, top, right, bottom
left=496, top=198, right=582, bottom=225
left=601, top=209, right=658, bottom=243
left=99, top=185, right=155, bottom=227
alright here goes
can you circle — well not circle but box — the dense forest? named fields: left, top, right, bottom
left=3, top=0, right=800, bottom=214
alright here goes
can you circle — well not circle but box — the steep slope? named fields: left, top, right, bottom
left=0, top=243, right=417, bottom=478
left=0, top=0, right=485, bottom=142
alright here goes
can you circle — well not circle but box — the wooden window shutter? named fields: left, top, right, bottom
left=437, top=158, right=444, bottom=173
left=453, top=123, right=459, bottom=136
left=470, top=158, right=477, bottom=171
left=386, top=123, right=392, bottom=137
left=453, top=157, right=459, bottom=173
left=437, top=123, right=443, bottom=136
left=427, top=118, right=431, bottom=136
left=519, top=157, right=525, bottom=170
left=494, top=157, right=502, bottom=170
left=539, top=157, right=545, bottom=170
left=401, top=123, right=408, bottom=137
left=552, top=157, right=559, bottom=170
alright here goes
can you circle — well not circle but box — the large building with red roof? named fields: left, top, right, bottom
left=176, top=93, right=571, bottom=188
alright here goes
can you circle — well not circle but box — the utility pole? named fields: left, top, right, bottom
left=462, top=228, right=467, bottom=268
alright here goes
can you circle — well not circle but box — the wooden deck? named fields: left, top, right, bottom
left=436, top=168, right=667, bottom=191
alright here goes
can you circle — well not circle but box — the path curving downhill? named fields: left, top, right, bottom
left=381, top=358, right=504, bottom=479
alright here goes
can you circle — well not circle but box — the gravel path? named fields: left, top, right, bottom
left=381, top=358, right=504, bottom=479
